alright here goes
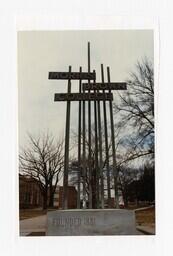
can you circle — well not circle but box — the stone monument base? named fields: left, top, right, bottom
left=46, top=209, right=137, bottom=236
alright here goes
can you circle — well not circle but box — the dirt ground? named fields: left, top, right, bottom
left=20, top=208, right=47, bottom=220
left=135, top=206, right=155, bottom=226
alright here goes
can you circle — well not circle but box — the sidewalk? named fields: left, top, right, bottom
left=20, top=215, right=47, bottom=236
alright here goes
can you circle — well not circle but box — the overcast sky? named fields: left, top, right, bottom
left=18, top=30, right=153, bottom=147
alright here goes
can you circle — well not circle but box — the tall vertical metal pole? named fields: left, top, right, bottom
left=97, top=79, right=104, bottom=209
left=82, top=74, right=87, bottom=209
left=88, top=42, right=92, bottom=209
left=63, top=66, right=72, bottom=209
left=107, top=67, right=119, bottom=208
left=77, top=66, right=82, bottom=209
left=97, top=112, right=104, bottom=208
left=101, top=64, right=111, bottom=208
left=93, top=70, right=100, bottom=208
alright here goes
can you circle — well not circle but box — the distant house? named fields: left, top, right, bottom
left=19, top=174, right=43, bottom=209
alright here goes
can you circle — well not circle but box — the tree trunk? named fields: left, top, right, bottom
left=91, top=168, right=97, bottom=209
left=122, top=190, right=128, bottom=208
left=135, top=198, right=139, bottom=207
left=48, top=181, right=54, bottom=207
left=124, top=198, right=128, bottom=208
left=49, top=193, right=54, bottom=207
left=42, top=191, right=48, bottom=210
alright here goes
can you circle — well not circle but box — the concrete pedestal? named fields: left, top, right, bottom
left=46, top=209, right=137, bottom=236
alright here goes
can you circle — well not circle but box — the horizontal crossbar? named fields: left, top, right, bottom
left=54, top=93, right=113, bottom=101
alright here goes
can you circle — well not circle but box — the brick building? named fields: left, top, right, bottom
left=19, top=174, right=77, bottom=209
left=56, top=186, right=77, bottom=209
left=19, top=174, right=43, bottom=209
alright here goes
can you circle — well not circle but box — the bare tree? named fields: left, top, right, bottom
left=19, top=133, right=64, bottom=209
left=118, top=165, right=140, bottom=207
left=114, top=58, right=154, bottom=164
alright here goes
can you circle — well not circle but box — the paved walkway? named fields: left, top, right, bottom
left=20, top=215, right=46, bottom=236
